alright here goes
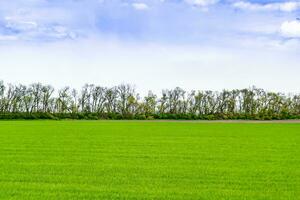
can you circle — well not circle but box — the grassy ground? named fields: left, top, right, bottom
left=0, top=121, right=299, bottom=199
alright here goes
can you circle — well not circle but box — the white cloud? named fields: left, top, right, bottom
left=1, top=9, right=78, bottom=41
left=280, top=20, right=300, bottom=38
left=132, top=3, right=149, bottom=10
left=5, top=17, right=38, bottom=31
left=233, top=1, right=300, bottom=12
left=184, top=0, right=219, bottom=7
left=0, top=35, right=18, bottom=41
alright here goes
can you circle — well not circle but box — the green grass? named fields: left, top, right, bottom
left=0, top=121, right=299, bottom=200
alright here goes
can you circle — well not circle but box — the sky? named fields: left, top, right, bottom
left=0, top=0, right=300, bottom=94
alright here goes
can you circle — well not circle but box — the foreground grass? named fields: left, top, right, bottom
left=0, top=121, right=299, bottom=199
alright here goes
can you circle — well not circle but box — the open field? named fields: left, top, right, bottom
left=0, top=121, right=299, bottom=199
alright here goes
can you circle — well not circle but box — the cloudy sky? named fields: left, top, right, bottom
left=0, top=0, right=299, bottom=94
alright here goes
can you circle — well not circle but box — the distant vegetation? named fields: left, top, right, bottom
left=0, top=81, right=299, bottom=120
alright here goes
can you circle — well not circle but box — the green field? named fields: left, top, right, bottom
left=0, top=121, right=299, bottom=199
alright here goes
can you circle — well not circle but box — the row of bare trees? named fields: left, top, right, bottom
left=0, top=81, right=299, bottom=119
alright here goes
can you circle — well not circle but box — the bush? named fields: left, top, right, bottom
left=0, top=112, right=298, bottom=120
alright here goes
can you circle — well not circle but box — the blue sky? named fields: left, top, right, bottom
left=0, top=0, right=300, bottom=93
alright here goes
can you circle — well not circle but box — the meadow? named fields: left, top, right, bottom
left=0, top=121, right=299, bottom=199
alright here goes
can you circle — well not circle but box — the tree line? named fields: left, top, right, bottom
left=0, top=81, right=299, bottom=120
